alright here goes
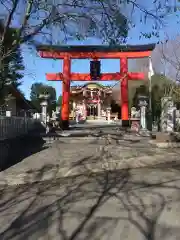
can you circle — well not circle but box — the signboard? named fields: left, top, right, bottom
left=6, top=111, right=11, bottom=117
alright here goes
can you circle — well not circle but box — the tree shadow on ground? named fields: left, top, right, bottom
left=56, top=127, right=139, bottom=141
left=0, top=163, right=180, bottom=239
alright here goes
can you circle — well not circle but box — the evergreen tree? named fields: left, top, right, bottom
left=30, top=82, right=56, bottom=116
left=57, top=95, right=62, bottom=107
left=131, top=73, right=174, bottom=121
left=0, top=20, right=24, bottom=91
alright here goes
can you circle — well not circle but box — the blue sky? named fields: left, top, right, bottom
left=20, top=9, right=179, bottom=100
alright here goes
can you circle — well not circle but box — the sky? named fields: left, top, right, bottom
left=19, top=4, right=180, bottom=100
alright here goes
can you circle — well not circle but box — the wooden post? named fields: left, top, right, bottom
left=120, top=57, right=129, bottom=127
left=61, top=55, right=71, bottom=129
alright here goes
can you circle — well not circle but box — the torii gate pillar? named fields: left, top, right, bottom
left=61, top=55, right=71, bottom=129
left=121, top=57, right=129, bottom=127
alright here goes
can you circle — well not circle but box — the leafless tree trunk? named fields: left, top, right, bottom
left=153, top=36, right=180, bottom=102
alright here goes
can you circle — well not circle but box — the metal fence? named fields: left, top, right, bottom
left=0, top=116, right=40, bottom=140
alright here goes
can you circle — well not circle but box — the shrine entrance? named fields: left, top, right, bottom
left=36, top=44, right=155, bottom=129
left=87, top=104, right=98, bottom=118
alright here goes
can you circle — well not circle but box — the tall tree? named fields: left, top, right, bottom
left=0, top=20, right=24, bottom=103
left=0, top=20, right=24, bottom=88
left=130, top=73, right=178, bottom=121
left=30, top=82, right=56, bottom=115
left=6, top=47, right=24, bottom=88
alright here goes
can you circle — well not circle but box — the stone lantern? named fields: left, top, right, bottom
left=138, top=95, right=148, bottom=131
left=39, top=93, right=50, bottom=126
left=106, top=107, right=111, bottom=124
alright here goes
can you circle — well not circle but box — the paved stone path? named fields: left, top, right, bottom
left=0, top=167, right=180, bottom=239
left=0, top=125, right=180, bottom=185
left=1, top=125, right=180, bottom=239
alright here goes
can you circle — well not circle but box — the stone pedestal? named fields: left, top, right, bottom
left=150, top=131, right=180, bottom=148
left=122, top=120, right=130, bottom=127
left=130, top=118, right=140, bottom=132
left=60, top=120, right=69, bottom=130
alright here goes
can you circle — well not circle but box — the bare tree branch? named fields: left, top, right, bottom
left=0, top=0, right=179, bottom=93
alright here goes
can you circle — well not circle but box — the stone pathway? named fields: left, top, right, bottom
left=0, top=127, right=180, bottom=185
left=1, top=126, right=180, bottom=239
left=0, top=168, right=180, bottom=239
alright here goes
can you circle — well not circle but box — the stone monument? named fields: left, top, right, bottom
left=152, top=97, right=178, bottom=145
left=161, top=97, right=176, bottom=132
left=176, top=110, right=180, bottom=131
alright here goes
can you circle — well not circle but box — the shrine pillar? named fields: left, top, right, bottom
left=97, top=101, right=101, bottom=118
left=82, top=100, right=87, bottom=120
left=120, top=58, right=129, bottom=127
left=61, top=55, right=71, bottom=129
left=96, top=90, right=100, bottom=118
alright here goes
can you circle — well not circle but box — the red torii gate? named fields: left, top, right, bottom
left=36, top=44, right=155, bottom=129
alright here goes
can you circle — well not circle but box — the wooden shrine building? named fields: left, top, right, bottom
left=70, top=82, right=113, bottom=120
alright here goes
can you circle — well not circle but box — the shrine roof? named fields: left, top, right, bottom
left=71, top=82, right=112, bottom=90
left=36, top=44, right=156, bottom=53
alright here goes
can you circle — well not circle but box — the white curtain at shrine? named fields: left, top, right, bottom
left=83, top=89, right=86, bottom=97
left=90, top=90, right=93, bottom=98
